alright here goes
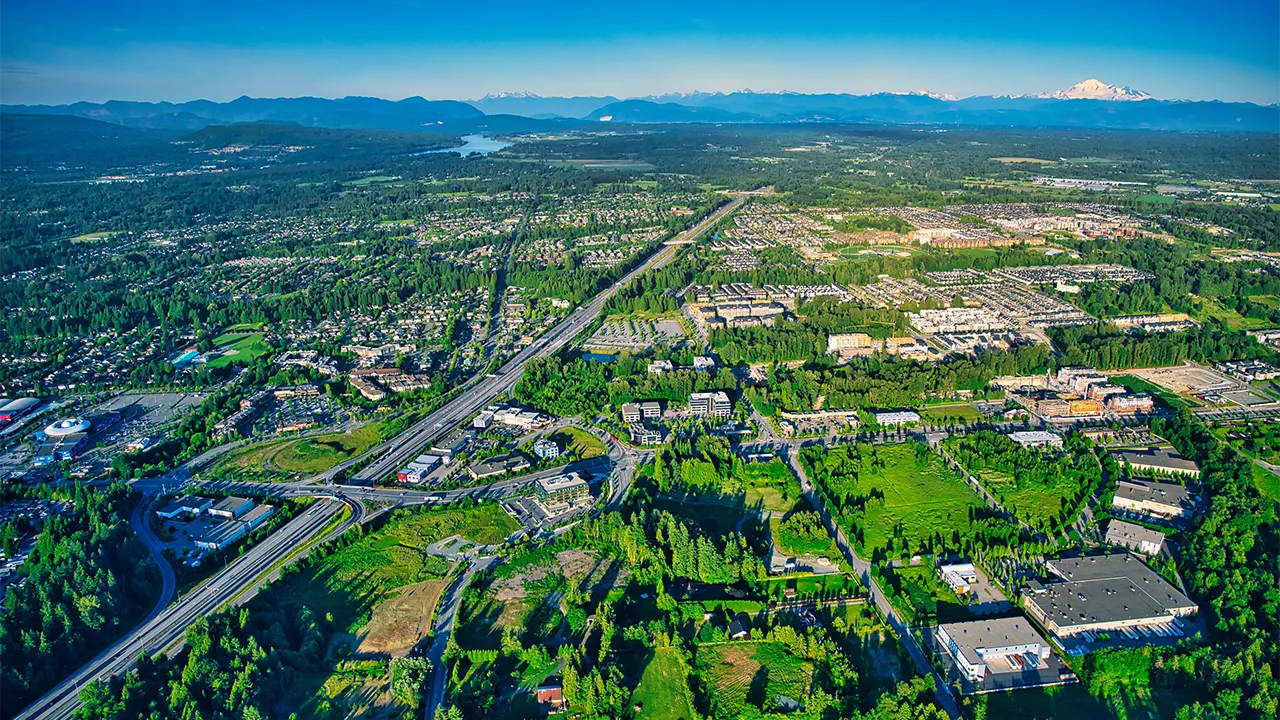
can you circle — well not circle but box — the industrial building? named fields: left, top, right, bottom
left=1104, top=519, right=1166, bottom=555
left=935, top=617, right=1073, bottom=694
left=1023, top=553, right=1197, bottom=642
left=1112, top=448, right=1201, bottom=478
left=0, top=398, right=40, bottom=424
left=208, top=496, right=255, bottom=519
left=1111, top=479, right=1197, bottom=521
left=468, top=453, right=532, bottom=479
left=397, top=454, right=442, bottom=484
left=689, top=391, right=733, bottom=418
left=1006, top=431, right=1064, bottom=449
left=155, top=496, right=213, bottom=519
left=873, top=410, right=921, bottom=426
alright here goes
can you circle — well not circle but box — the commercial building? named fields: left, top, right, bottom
left=195, top=521, right=250, bottom=551
left=935, top=617, right=1070, bottom=693
left=873, top=410, right=921, bottom=426
left=431, top=430, right=475, bottom=464
left=535, top=472, right=590, bottom=508
left=690, top=391, right=733, bottom=418
left=621, top=401, right=662, bottom=424
left=1006, top=431, right=1064, bottom=449
left=693, top=356, right=716, bottom=371
left=533, top=439, right=561, bottom=460
left=155, top=496, right=213, bottom=519
left=1111, top=479, right=1196, bottom=520
left=33, top=433, right=88, bottom=466
left=208, top=496, right=255, bottom=519
left=468, top=453, right=531, bottom=480
left=1024, top=553, right=1198, bottom=641
left=239, top=504, right=277, bottom=532
left=397, top=454, right=442, bottom=484
left=939, top=563, right=978, bottom=594
left=1107, top=394, right=1155, bottom=415
left=827, top=333, right=879, bottom=357
left=492, top=406, right=551, bottom=431
left=1104, top=519, right=1165, bottom=555
left=628, top=423, right=665, bottom=446
left=648, top=360, right=674, bottom=374
left=1112, top=448, right=1201, bottom=478
left=0, top=398, right=40, bottom=424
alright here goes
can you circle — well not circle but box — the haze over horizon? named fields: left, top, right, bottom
left=2, top=0, right=1278, bottom=106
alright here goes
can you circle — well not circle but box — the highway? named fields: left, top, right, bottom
left=19, top=194, right=742, bottom=720
left=345, top=195, right=745, bottom=486
left=17, top=498, right=355, bottom=720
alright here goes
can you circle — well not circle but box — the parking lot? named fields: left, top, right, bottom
left=586, top=316, right=688, bottom=350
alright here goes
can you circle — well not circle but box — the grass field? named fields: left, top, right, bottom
left=215, top=423, right=386, bottom=478
left=945, top=437, right=1093, bottom=530
left=737, top=458, right=800, bottom=512
left=876, top=564, right=971, bottom=624
left=811, top=444, right=986, bottom=557
left=547, top=426, right=606, bottom=459
left=206, top=332, right=272, bottom=368
left=992, top=157, right=1055, bottom=164
left=272, top=424, right=385, bottom=473
left=1250, top=462, right=1280, bottom=504
left=920, top=404, right=983, bottom=425
left=696, top=642, right=813, bottom=718
left=1136, top=194, right=1177, bottom=205
left=632, top=648, right=698, bottom=720
left=973, top=681, right=1209, bottom=720
left=1192, top=295, right=1274, bottom=331
left=70, top=231, right=120, bottom=243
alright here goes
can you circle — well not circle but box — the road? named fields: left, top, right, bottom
left=783, top=446, right=962, bottom=719
left=346, top=195, right=745, bottom=486
left=129, top=495, right=176, bottom=625
left=20, top=196, right=741, bottom=720
left=17, top=497, right=355, bottom=720
left=423, top=556, right=497, bottom=720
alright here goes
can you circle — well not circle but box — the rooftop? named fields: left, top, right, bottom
left=1112, top=447, right=1200, bottom=474
left=939, top=617, right=1045, bottom=666
left=1035, top=553, right=1196, bottom=629
left=1105, top=519, right=1165, bottom=549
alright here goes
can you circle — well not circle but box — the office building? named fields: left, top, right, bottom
left=535, top=472, right=590, bottom=508
left=1112, top=447, right=1200, bottom=478
left=690, top=391, right=732, bottom=418
left=1111, top=479, right=1196, bottom=520
left=1104, top=519, right=1165, bottom=555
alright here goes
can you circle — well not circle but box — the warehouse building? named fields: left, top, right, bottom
left=873, top=410, right=921, bottom=426
left=935, top=617, right=1073, bottom=694
left=155, top=496, right=213, bottom=519
left=1111, top=479, right=1197, bottom=521
left=1112, top=448, right=1201, bottom=478
left=1006, top=431, right=1064, bottom=449
left=208, top=496, right=255, bottom=519
left=1024, top=553, right=1197, bottom=643
left=1104, top=519, right=1166, bottom=555
left=468, top=453, right=531, bottom=479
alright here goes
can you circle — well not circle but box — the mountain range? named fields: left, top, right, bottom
left=4, top=81, right=1277, bottom=133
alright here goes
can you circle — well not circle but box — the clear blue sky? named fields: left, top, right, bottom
left=2, top=0, right=1277, bottom=105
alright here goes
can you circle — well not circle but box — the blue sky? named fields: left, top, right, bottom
left=2, top=0, right=1277, bottom=105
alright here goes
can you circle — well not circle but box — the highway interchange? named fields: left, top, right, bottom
left=17, top=194, right=745, bottom=720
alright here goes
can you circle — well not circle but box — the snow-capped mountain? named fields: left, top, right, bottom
left=1033, top=79, right=1154, bottom=101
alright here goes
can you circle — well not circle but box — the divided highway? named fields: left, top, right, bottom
left=348, top=195, right=745, bottom=485
left=19, top=194, right=745, bottom=720
left=17, top=498, right=355, bottom=720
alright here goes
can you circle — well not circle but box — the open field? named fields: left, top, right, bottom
left=547, top=426, right=606, bottom=459
left=920, top=404, right=984, bottom=425
left=973, top=680, right=1210, bottom=720
left=206, top=332, right=272, bottom=368
left=810, top=443, right=986, bottom=557
left=1251, top=463, right=1280, bottom=504
left=1111, top=374, right=1195, bottom=409
left=876, top=564, right=972, bottom=624
left=357, top=576, right=452, bottom=655
left=632, top=647, right=698, bottom=720
left=213, top=423, right=386, bottom=477
left=992, top=157, right=1055, bottom=164
left=695, top=642, right=813, bottom=718
left=70, top=231, right=121, bottom=243
left=738, top=458, right=800, bottom=512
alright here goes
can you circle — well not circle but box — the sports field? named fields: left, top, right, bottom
left=206, top=332, right=272, bottom=368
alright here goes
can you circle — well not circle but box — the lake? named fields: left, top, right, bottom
left=418, top=134, right=510, bottom=157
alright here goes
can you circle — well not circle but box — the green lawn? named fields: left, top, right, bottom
left=945, top=435, right=1095, bottom=531
left=737, top=458, right=801, bottom=512
left=548, top=426, right=606, bottom=459
left=973, top=681, right=1209, bottom=720
left=272, top=424, right=385, bottom=473
left=206, top=332, right=272, bottom=368
left=695, top=642, right=813, bottom=719
left=632, top=648, right=698, bottom=720
left=920, top=404, right=983, bottom=425
left=808, top=443, right=987, bottom=557
left=876, top=564, right=972, bottom=625
left=1193, top=295, right=1274, bottom=331
left=1251, top=462, right=1280, bottom=504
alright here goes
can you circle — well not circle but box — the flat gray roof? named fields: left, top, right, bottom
left=939, top=617, right=1045, bottom=666
left=1114, top=479, right=1194, bottom=511
left=1034, top=553, right=1196, bottom=629
left=1112, top=447, right=1199, bottom=474
left=1105, top=519, right=1165, bottom=548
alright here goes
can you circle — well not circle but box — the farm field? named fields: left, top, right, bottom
left=807, top=443, right=987, bottom=557
left=206, top=331, right=272, bottom=368
left=632, top=647, right=698, bottom=720
left=695, top=641, right=813, bottom=718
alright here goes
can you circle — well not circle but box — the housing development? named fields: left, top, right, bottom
left=0, top=52, right=1278, bottom=720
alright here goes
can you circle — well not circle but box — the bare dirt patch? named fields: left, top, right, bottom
left=356, top=576, right=452, bottom=656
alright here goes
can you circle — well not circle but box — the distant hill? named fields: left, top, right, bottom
left=0, top=113, right=183, bottom=170
left=2, top=95, right=483, bottom=132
